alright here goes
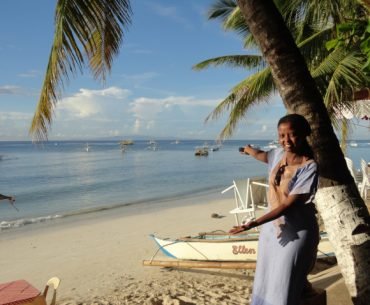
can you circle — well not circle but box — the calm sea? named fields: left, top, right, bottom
left=0, top=139, right=369, bottom=231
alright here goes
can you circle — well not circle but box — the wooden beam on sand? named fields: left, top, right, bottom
left=142, top=260, right=256, bottom=269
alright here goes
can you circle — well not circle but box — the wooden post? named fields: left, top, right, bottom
left=143, top=260, right=256, bottom=269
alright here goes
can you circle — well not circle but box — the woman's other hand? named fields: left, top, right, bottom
left=229, top=225, right=246, bottom=234
left=229, top=220, right=259, bottom=234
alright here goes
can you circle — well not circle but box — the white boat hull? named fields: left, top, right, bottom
left=151, top=232, right=334, bottom=262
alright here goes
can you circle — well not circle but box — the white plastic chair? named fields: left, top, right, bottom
left=250, top=178, right=269, bottom=210
left=359, top=159, right=370, bottom=200
left=31, top=277, right=61, bottom=305
left=222, top=177, right=268, bottom=226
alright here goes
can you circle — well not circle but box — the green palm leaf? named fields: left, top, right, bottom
left=206, top=67, right=275, bottom=138
left=312, top=48, right=369, bottom=129
left=30, top=0, right=132, bottom=141
left=193, top=54, right=265, bottom=71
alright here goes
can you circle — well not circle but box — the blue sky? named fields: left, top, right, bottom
left=0, top=0, right=367, bottom=141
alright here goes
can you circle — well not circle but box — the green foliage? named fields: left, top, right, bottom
left=30, top=0, right=132, bottom=141
left=197, top=0, right=370, bottom=140
left=326, top=18, right=370, bottom=72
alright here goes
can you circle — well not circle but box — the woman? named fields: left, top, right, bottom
left=230, top=114, right=319, bottom=305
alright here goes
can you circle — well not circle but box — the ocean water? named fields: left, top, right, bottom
left=0, top=139, right=368, bottom=231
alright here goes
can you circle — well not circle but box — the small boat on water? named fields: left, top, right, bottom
left=147, top=141, right=159, bottom=151
left=195, top=146, right=209, bottom=156
left=85, top=143, right=90, bottom=152
left=264, top=140, right=279, bottom=150
left=150, top=231, right=334, bottom=262
left=195, top=142, right=209, bottom=156
left=120, top=139, right=134, bottom=145
left=349, top=141, right=358, bottom=147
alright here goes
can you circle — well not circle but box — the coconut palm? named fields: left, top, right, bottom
left=29, top=0, right=132, bottom=141
left=194, top=0, right=369, bottom=142
left=236, top=0, right=370, bottom=303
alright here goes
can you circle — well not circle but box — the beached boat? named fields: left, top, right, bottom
left=150, top=231, right=334, bottom=262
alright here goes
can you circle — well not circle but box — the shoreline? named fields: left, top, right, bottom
left=0, top=185, right=227, bottom=233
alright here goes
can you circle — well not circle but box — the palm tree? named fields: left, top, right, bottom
left=194, top=0, right=369, bottom=143
left=236, top=0, right=370, bottom=303
left=29, top=0, right=132, bottom=141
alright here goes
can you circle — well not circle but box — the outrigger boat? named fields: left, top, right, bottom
left=145, top=231, right=334, bottom=268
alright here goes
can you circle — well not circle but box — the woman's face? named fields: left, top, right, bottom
left=278, top=122, right=304, bottom=153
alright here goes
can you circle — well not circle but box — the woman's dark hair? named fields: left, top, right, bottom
left=277, top=114, right=311, bottom=137
left=278, top=114, right=313, bottom=158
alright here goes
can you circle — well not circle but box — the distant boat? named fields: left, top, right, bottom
left=85, top=143, right=90, bottom=152
left=349, top=141, right=358, bottom=147
left=147, top=141, right=159, bottom=151
left=120, top=139, right=134, bottom=146
left=171, top=139, right=180, bottom=144
left=210, top=140, right=222, bottom=151
left=264, top=140, right=279, bottom=150
left=195, top=145, right=209, bottom=156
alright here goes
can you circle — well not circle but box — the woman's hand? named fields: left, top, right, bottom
left=229, top=225, right=246, bottom=234
left=229, top=220, right=259, bottom=234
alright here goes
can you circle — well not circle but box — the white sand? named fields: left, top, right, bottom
left=0, top=190, right=342, bottom=305
left=0, top=190, right=256, bottom=304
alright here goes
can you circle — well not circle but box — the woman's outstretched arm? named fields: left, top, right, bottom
left=241, top=145, right=268, bottom=163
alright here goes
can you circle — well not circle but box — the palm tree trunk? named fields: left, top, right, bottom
left=236, top=0, right=370, bottom=304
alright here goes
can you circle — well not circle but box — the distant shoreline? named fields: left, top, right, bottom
left=0, top=185, right=225, bottom=233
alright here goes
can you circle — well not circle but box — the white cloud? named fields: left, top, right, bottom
left=129, top=96, right=219, bottom=134
left=0, top=111, right=32, bottom=121
left=0, top=111, right=32, bottom=140
left=0, top=85, right=24, bottom=95
left=147, top=3, right=193, bottom=29
left=56, top=87, right=131, bottom=119
left=18, top=70, right=41, bottom=78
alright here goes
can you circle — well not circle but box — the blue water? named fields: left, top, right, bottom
left=0, top=139, right=369, bottom=231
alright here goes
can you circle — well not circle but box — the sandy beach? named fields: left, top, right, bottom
left=0, top=189, right=351, bottom=305
left=0, top=190, right=258, bottom=304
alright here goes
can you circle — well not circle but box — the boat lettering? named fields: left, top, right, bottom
left=232, top=245, right=256, bottom=255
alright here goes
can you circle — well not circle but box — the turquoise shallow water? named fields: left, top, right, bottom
left=0, top=139, right=368, bottom=231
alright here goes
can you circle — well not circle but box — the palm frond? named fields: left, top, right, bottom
left=206, top=67, right=275, bottom=138
left=193, top=54, right=264, bottom=71
left=30, top=0, right=132, bottom=141
left=313, top=49, right=369, bottom=127
left=222, top=6, right=250, bottom=36
left=207, top=0, right=237, bottom=20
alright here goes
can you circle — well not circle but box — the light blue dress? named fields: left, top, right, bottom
left=250, top=148, right=319, bottom=305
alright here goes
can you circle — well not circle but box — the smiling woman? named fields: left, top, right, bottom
left=231, top=114, right=319, bottom=305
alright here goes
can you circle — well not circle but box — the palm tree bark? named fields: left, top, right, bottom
left=236, top=0, right=370, bottom=304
